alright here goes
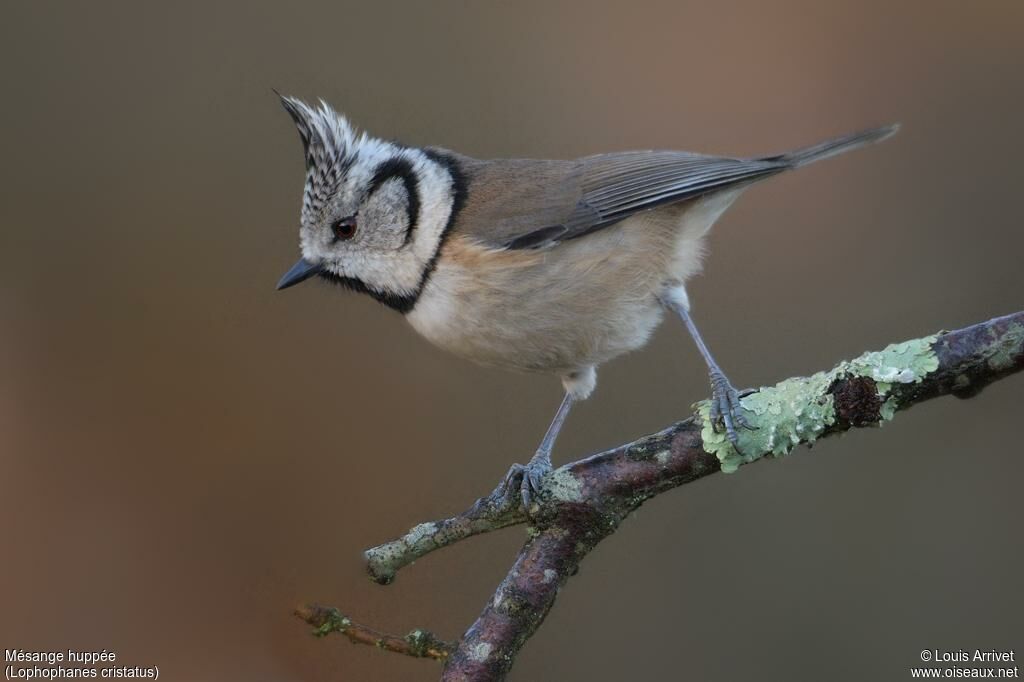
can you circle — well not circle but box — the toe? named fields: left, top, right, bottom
left=526, top=466, right=546, bottom=496
left=500, top=464, right=523, bottom=493
left=732, top=408, right=755, bottom=431
left=498, top=462, right=552, bottom=512
left=520, top=476, right=538, bottom=510
left=707, top=370, right=756, bottom=441
left=720, top=398, right=739, bottom=445
left=498, top=464, right=526, bottom=508
left=522, top=464, right=550, bottom=510
left=521, top=484, right=533, bottom=511
left=727, top=388, right=756, bottom=431
left=709, top=396, right=724, bottom=433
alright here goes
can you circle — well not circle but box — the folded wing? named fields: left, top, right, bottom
left=501, top=151, right=786, bottom=249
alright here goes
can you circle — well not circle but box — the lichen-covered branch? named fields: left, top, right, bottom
left=300, top=311, right=1024, bottom=682
left=365, top=491, right=526, bottom=585
left=294, top=604, right=453, bottom=661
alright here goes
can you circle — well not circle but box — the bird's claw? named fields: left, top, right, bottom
left=709, top=371, right=756, bottom=448
left=499, top=457, right=552, bottom=512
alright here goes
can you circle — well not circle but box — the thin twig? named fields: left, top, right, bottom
left=365, top=490, right=525, bottom=585
left=294, top=604, right=454, bottom=662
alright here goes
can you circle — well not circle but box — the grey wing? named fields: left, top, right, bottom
left=468, top=125, right=899, bottom=249
left=501, top=151, right=787, bottom=249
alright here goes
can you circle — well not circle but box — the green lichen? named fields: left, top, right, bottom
left=845, top=336, right=940, bottom=392
left=699, top=335, right=939, bottom=473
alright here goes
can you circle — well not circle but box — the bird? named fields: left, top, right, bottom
left=274, top=94, right=897, bottom=508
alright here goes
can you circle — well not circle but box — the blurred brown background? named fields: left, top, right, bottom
left=2, top=1, right=1022, bottom=680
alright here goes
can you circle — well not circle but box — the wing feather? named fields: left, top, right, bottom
left=552, top=152, right=785, bottom=240
left=449, top=126, right=897, bottom=250
left=456, top=151, right=787, bottom=249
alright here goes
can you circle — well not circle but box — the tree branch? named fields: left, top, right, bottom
left=365, top=493, right=525, bottom=586
left=298, top=311, right=1024, bottom=681
left=294, top=604, right=454, bottom=662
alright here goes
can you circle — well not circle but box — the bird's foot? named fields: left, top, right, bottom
left=499, top=455, right=553, bottom=513
left=709, top=370, right=756, bottom=448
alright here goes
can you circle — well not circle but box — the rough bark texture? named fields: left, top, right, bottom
left=296, top=311, right=1024, bottom=681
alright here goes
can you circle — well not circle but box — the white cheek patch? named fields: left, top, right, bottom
left=315, top=147, right=456, bottom=298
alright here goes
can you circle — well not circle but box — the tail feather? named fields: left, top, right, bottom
left=773, top=124, right=900, bottom=168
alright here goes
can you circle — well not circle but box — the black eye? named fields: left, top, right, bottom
left=331, top=216, right=357, bottom=241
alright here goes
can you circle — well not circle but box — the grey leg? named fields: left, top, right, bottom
left=670, top=300, right=753, bottom=446
left=501, top=391, right=574, bottom=509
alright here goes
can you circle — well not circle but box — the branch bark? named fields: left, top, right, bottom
left=296, top=311, right=1024, bottom=681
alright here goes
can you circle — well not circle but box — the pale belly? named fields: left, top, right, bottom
left=409, top=266, right=667, bottom=376
left=405, top=201, right=718, bottom=376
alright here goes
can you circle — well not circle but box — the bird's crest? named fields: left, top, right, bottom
left=277, top=93, right=358, bottom=172
left=277, top=93, right=376, bottom=223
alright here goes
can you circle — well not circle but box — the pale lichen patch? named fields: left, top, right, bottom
left=846, top=336, right=939, bottom=391
left=406, top=522, right=439, bottom=551
left=698, top=335, right=939, bottom=472
left=545, top=468, right=583, bottom=502
left=469, top=642, right=493, bottom=662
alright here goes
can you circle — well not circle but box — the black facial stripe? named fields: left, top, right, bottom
left=317, top=271, right=418, bottom=314
left=368, top=157, right=420, bottom=247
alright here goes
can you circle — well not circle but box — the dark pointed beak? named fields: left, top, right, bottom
left=276, top=258, right=323, bottom=290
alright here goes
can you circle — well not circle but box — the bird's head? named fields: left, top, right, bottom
left=275, top=94, right=463, bottom=313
